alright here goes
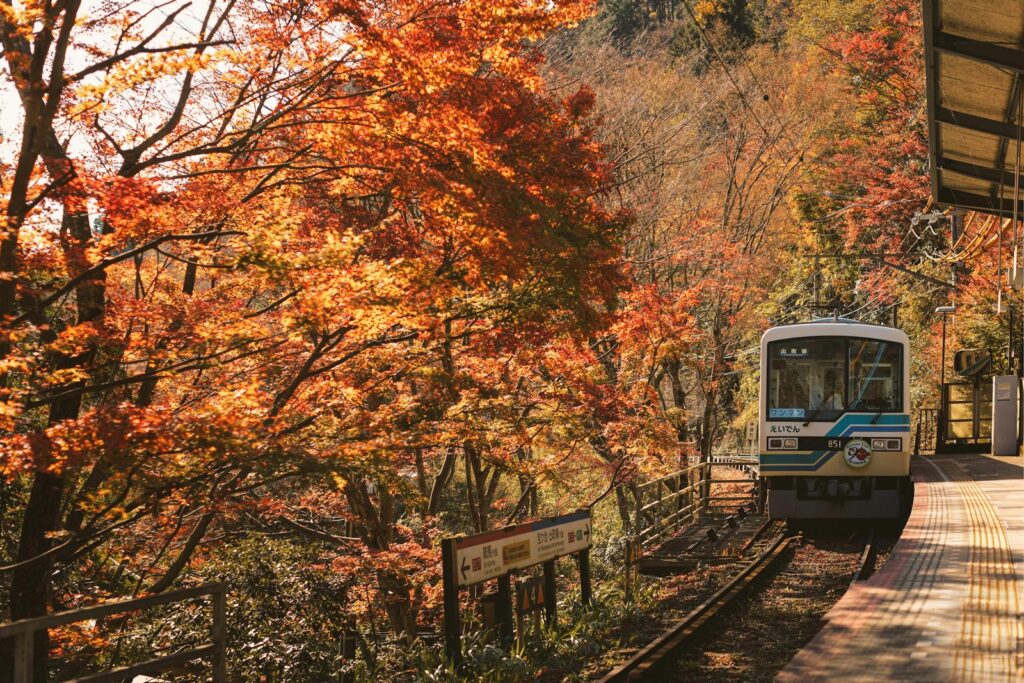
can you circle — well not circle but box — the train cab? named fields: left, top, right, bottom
left=758, top=318, right=911, bottom=519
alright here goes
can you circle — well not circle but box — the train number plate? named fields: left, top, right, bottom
left=798, top=437, right=846, bottom=451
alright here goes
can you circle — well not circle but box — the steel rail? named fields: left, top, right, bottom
left=599, top=532, right=796, bottom=682
left=737, top=518, right=777, bottom=556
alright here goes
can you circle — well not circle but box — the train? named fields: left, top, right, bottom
left=758, top=317, right=911, bottom=519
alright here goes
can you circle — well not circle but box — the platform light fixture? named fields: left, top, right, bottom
left=934, top=305, right=956, bottom=402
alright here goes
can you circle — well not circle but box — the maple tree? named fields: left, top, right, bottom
left=0, top=0, right=1005, bottom=679
left=0, top=0, right=639, bottom=673
left=548, top=4, right=823, bottom=478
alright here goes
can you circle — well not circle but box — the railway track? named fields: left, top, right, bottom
left=599, top=525, right=797, bottom=682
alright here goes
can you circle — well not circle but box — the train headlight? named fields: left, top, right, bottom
left=871, top=438, right=887, bottom=450
left=886, top=438, right=902, bottom=450
left=782, top=438, right=798, bottom=449
left=768, top=438, right=783, bottom=449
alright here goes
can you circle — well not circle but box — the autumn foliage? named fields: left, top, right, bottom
left=0, top=0, right=661, bottom=671
left=0, top=0, right=972, bottom=679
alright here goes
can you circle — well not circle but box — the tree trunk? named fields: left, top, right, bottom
left=614, top=486, right=632, bottom=531
left=8, top=207, right=100, bottom=680
left=344, top=479, right=418, bottom=638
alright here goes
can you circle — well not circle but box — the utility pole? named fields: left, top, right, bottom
left=935, top=305, right=956, bottom=450
left=813, top=252, right=820, bottom=312
left=950, top=211, right=963, bottom=288
left=940, top=314, right=949, bottom=387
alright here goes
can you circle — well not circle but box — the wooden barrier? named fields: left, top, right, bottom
left=623, top=457, right=758, bottom=549
left=916, top=406, right=939, bottom=454
left=0, top=583, right=227, bottom=683
left=634, top=466, right=702, bottom=547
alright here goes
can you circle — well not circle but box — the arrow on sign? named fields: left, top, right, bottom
left=461, top=556, right=470, bottom=581
left=584, top=524, right=590, bottom=540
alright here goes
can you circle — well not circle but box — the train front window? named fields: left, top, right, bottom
left=767, top=339, right=846, bottom=421
left=848, top=339, right=901, bottom=411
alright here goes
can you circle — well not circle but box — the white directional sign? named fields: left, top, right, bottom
left=451, top=511, right=592, bottom=587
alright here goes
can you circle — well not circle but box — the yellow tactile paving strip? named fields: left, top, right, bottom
left=940, top=461, right=1023, bottom=683
left=778, top=456, right=1022, bottom=682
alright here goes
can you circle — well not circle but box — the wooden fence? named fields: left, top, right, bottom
left=916, top=407, right=939, bottom=454
left=624, top=458, right=758, bottom=548
left=0, top=583, right=226, bottom=683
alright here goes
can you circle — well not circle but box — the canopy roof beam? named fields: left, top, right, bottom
left=934, top=30, right=1024, bottom=73
left=924, top=0, right=1024, bottom=216
left=937, top=188, right=1022, bottom=214
left=935, top=107, right=1021, bottom=140
left=938, top=156, right=1024, bottom=186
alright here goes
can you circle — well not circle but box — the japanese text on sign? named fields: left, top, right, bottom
left=450, top=511, right=591, bottom=587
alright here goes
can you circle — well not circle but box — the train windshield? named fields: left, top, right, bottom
left=848, top=339, right=902, bottom=411
left=767, top=337, right=902, bottom=421
left=767, top=339, right=846, bottom=421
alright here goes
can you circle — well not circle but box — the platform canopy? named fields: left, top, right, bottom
left=925, top=0, right=1024, bottom=214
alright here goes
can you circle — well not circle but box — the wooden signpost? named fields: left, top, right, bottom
left=441, top=510, right=593, bottom=663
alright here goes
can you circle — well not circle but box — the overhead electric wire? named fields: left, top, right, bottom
left=678, top=0, right=802, bottom=158
left=724, top=285, right=945, bottom=377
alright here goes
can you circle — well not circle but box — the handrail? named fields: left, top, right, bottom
left=0, top=583, right=226, bottom=683
left=0, top=583, right=223, bottom=637
left=622, top=458, right=758, bottom=549
left=636, top=463, right=706, bottom=493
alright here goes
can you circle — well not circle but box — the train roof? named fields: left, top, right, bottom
left=761, top=318, right=909, bottom=345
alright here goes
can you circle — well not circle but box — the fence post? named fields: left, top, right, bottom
left=654, top=480, right=662, bottom=542
left=211, top=584, right=227, bottom=683
left=701, top=462, right=711, bottom=512
left=675, top=473, right=682, bottom=526
left=632, top=487, right=638, bottom=537
left=686, top=468, right=693, bottom=523
left=13, top=633, right=32, bottom=683
left=513, top=580, right=525, bottom=646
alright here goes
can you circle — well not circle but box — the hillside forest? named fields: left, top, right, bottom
left=0, top=0, right=1007, bottom=680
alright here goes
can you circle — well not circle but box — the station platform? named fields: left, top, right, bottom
left=779, top=453, right=1023, bottom=682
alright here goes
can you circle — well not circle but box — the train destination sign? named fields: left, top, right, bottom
left=450, top=511, right=591, bottom=587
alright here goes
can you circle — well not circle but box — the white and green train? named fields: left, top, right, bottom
left=758, top=318, right=911, bottom=519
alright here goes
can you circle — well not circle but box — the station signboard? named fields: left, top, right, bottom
left=954, top=349, right=991, bottom=377
left=450, top=510, right=591, bottom=587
